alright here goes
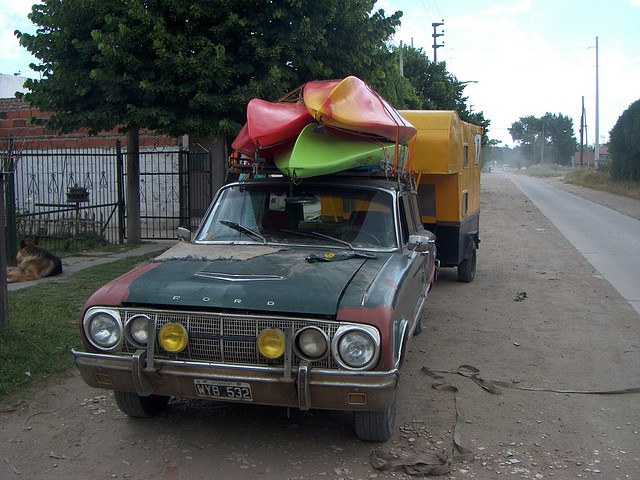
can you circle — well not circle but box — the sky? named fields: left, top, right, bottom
left=380, top=0, right=640, bottom=146
left=1, top=0, right=639, bottom=147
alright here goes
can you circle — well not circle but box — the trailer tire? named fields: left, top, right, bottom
left=457, top=246, right=477, bottom=283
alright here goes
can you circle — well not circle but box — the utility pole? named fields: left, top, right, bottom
left=580, top=96, right=584, bottom=167
left=541, top=123, right=545, bottom=163
left=432, top=21, right=444, bottom=62
left=399, top=40, right=404, bottom=76
left=594, top=36, right=600, bottom=168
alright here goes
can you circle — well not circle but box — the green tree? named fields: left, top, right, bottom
left=17, top=0, right=402, bottom=137
left=509, top=116, right=539, bottom=165
left=609, top=99, right=640, bottom=182
left=16, top=0, right=402, bottom=242
left=399, top=46, right=490, bottom=142
left=401, top=47, right=464, bottom=110
left=509, top=113, right=576, bottom=166
left=541, top=113, right=577, bottom=165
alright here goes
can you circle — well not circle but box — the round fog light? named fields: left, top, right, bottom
left=258, top=328, right=286, bottom=359
left=295, top=327, right=328, bottom=360
left=126, top=314, right=151, bottom=347
left=159, top=322, right=188, bottom=353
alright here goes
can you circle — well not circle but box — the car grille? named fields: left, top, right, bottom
left=120, top=308, right=340, bottom=369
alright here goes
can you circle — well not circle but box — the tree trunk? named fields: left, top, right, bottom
left=126, top=129, right=141, bottom=244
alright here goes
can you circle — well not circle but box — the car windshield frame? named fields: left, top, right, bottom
left=194, top=180, right=398, bottom=251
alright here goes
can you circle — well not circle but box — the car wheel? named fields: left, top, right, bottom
left=353, top=393, right=397, bottom=442
left=457, top=247, right=477, bottom=283
left=114, top=390, right=170, bottom=418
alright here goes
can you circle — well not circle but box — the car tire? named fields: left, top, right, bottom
left=353, top=393, right=397, bottom=442
left=114, top=390, right=170, bottom=418
left=457, top=247, right=477, bottom=283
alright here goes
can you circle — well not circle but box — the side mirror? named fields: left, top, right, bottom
left=408, top=232, right=436, bottom=252
left=177, top=226, right=192, bottom=242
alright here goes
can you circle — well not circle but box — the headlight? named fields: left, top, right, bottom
left=294, top=327, right=328, bottom=361
left=83, top=308, right=122, bottom=351
left=125, top=314, right=151, bottom=348
left=333, top=325, right=380, bottom=370
left=158, top=322, right=188, bottom=353
left=257, top=328, right=286, bottom=359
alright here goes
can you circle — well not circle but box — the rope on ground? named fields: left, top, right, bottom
left=371, top=364, right=640, bottom=477
left=423, top=364, right=640, bottom=396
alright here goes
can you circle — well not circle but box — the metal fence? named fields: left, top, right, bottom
left=3, top=138, right=215, bottom=256
left=10, top=146, right=122, bottom=252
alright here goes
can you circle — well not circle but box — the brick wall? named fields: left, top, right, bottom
left=0, top=98, right=178, bottom=150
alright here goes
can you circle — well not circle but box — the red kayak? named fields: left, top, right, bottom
left=303, top=76, right=417, bottom=144
left=232, top=99, right=312, bottom=157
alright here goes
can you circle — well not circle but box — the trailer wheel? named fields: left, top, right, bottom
left=457, top=247, right=477, bottom=283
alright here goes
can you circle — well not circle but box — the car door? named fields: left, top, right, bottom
left=397, top=193, right=430, bottom=325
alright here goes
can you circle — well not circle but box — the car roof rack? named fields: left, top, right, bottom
left=226, top=153, right=416, bottom=187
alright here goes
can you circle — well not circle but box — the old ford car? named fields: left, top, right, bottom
left=72, top=174, right=437, bottom=441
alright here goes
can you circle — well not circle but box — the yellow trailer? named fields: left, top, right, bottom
left=400, top=110, right=483, bottom=282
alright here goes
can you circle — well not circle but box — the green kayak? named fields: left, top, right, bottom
left=275, top=124, right=408, bottom=179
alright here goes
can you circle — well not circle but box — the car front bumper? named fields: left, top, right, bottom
left=72, top=349, right=399, bottom=412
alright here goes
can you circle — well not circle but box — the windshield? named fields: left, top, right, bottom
left=195, top=182, right=396, bottom=250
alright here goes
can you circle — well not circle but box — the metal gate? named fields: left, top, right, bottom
left=122, top=144, right=214, bottom=240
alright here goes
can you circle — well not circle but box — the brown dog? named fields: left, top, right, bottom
left=6, top=240, right=63, bottom=283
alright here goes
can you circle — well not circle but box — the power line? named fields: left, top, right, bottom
left=425, top=0, right=443, bottom=20
left=418, top=0, right=438, bottom=20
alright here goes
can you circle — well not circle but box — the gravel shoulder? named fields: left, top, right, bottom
left=2, top=174, right=639, bottom=480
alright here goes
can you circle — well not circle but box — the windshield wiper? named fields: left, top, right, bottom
left=281, top=229, right=354, bottom=250
left=220, top=220, right=267, bottom=244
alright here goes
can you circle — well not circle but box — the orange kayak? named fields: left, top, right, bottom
left=303, top=76, right=417, bottom=144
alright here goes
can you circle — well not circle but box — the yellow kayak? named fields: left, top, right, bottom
left=303, top=76, right=417, bottom=144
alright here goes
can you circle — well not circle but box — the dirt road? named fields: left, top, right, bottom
left=2, top=174, right=639, bottom=479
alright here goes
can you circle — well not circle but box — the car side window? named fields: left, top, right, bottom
left=398, top=195, right=412, bottom=245
left=410, top=193, right=424, bottom=231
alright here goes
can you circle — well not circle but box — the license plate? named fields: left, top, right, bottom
left=194, top=380, right=253, bottom=402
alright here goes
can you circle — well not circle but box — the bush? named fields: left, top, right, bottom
left=610, top=99, right=640, bottom=182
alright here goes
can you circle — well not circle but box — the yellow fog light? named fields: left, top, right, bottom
left=257, top=328, right=286, bottom=359
left=158, top=322, right=188, bottom=353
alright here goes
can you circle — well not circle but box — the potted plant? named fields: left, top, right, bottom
left=66, top=185, right=90, bottom=203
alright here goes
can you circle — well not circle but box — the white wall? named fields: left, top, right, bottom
left=0, top=74, right=29, bottom=98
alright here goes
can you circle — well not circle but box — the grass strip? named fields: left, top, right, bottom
left=0, top=251, right=162, bottom=402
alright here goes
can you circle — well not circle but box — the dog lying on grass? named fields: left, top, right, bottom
left=6, top=240, right=63, bottom=283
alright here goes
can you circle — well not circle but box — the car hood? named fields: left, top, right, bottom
left=119, top=242, right=380, bottom=316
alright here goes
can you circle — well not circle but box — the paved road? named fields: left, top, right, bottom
left=509, top=173, right=640, bottom=316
